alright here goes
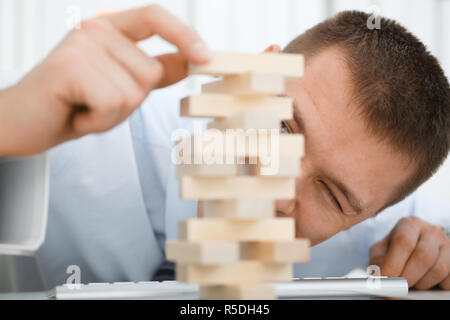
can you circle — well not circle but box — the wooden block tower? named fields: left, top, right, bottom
left=166, top=52, right=310, bottom=300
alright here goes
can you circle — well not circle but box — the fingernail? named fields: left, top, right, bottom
left=190, top=41, right=212, bottom=62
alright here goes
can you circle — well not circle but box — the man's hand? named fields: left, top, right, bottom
left=369, top=216, right=450, bottom=290
left=0, top=4, right=210, bottom=156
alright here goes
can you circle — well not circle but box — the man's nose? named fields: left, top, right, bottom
left=275, top=199, right=296, bottom=217
left=275, top=160, right=306, bottom=217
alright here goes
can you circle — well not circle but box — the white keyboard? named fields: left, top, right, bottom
left=48, top=277, right=408, bottom=300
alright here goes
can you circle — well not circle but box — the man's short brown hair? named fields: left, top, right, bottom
left=284, top=11, right=450, bottom=208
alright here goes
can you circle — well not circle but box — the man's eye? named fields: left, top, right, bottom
left=280, top=121, right=291, bottom=133
left=319, top=180, right=343, bottom=212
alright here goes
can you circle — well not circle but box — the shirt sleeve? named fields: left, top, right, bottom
left=410, top=191, right=450, bottom=227
left=0, top=73, right=50, bottom=255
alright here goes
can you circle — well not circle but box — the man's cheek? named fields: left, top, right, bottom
left=293, top=205, right=341, bottom=246
left=292, top=181, right=346, bottom=245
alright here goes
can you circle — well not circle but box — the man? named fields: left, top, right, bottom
left=0, top=5, right=449, bottom=291
left=277, top=12, right=450, bottom=289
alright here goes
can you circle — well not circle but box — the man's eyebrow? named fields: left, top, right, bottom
left=327, top=176, right=364, bottom=215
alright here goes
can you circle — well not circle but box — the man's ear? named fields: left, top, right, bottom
left=263, top=44, right=281, bottom=54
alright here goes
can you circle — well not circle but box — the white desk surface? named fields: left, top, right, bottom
left=0, top=291, right=449, bottom=300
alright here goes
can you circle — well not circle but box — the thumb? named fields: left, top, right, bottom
left=154, top=52, right=189, bottom=89
left=369, top=234, right=390, bottom=267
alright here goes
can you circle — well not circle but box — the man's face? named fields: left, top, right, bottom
left=276, top=47, right=415, bottom=245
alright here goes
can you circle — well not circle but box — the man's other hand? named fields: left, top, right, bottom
left=0, top=4, right=211, bottom=156
left=369, top=216, right=450, bottom=290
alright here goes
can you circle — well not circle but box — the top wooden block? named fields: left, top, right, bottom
left=189, top=52, right=304, bottom=78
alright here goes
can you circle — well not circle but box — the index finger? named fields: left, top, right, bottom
left=381, top=228, right=420, bottom=277
left=369, top=235, right=389, bottom=266
left=104, top=5, right=211, bottom=65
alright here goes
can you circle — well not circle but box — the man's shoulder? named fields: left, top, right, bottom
left=377, top=192, right=417, bottom=220
left=382, top=191, right=450, bottom=225
left=411, top=190, right=450, bottom=225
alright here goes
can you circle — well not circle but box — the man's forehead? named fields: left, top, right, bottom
left=288, top=48, right=356, bottom=128
left=303, top=47, right=353, bottom=96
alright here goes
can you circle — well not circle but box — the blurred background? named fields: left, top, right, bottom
left=0, top=0, right=449, bottom=202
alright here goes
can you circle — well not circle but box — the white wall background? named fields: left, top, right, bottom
left=0, top=0, right=449, bottom=202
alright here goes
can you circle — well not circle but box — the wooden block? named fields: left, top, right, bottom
left=166, top=239, right=309, bottom=264
left=255, top=133, right=305, bottom=159
left=189, top=52, right=304, bottom=78
left=240, top=240, right=310, bottom=263
left=203, top=199, right=274, bottom=219
left=178, top=218, right=295, bottom=241
left=180, top=176, right=295, bottom=199
left=202, top=72, right=284, bottom=96
left=208, top=111, right=280, bottom=130
left=176, top=133, right=305, bottom=162
left=176, top=163, right=238, bottom=178
left=176, top=261, right=292, bottom=285
left=249, top=157, right=301, bottom=177
left=166, top=240, right=239, bottom=264
left=199, top=284, right=276, bottom=300
left=180, top=94, right=293, bottom=120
